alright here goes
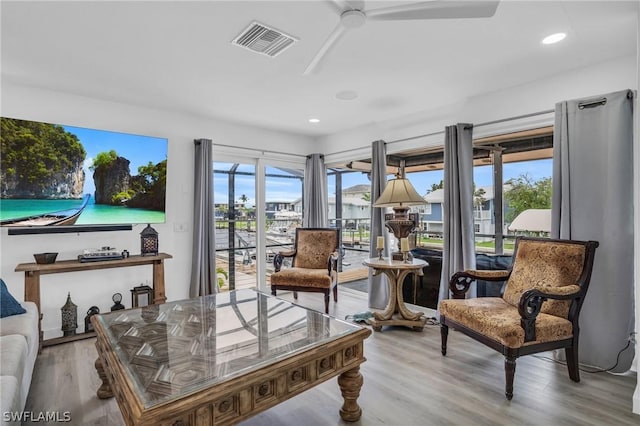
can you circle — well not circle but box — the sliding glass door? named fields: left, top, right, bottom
left=213, top=157, right=305, bottom=292
left=213, top=162, right=257, bottom=291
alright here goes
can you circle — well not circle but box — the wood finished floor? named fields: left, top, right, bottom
left=25, top=288, right=639, bottom=426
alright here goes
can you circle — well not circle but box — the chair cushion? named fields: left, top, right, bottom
left=0, top=279, right=26, bottom=319
left=439, top=297, right=573, bottom=348
left=294, top=230, right=337, bottom=270
left=502, top=240, right=586, bottom=318
left=271, top=268, right=335, bottom=289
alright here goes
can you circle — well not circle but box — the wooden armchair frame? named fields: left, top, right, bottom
left=270, top=228, right=340, bottom=314
left=440, top=236, right=599, bottom=400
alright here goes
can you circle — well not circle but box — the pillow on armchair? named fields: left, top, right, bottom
left=0, top=279, right=26, bottom=318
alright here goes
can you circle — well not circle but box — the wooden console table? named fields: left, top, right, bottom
left=15, top=253, right=172, bottom=350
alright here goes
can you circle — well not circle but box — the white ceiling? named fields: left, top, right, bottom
left=1, top=1, right=637, bottom=137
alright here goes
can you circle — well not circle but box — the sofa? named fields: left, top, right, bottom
left=0, top=280, right=39, bottom=426
left=404, top=248, right=514, bottom=308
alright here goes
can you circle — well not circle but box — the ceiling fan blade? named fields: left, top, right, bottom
left=367, top=1, right=500, bottom=21
left=303, top=23, right=346, bottom=75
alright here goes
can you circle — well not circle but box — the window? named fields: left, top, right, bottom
left=474, top=129, right=553, bottom=254
left=214, top=160, right=304, bottom=291
left=406, top=169, right=444, bottom=248
left=328, top=170, right=371, bottom=273
left=264, top=166, right=303, bottom=280
left=214, top=162, right=257, bottom=291
left=333, top=127, right=553, bottom=256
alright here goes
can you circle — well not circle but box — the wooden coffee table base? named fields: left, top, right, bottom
left=338, top=366, right=364, bottom=421
left=95, top=359, right=113, bottom=400
left=94, top=333, right=369, bottom=425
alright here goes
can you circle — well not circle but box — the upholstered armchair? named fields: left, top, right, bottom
left=270, top=228, right=340, bottom=314
left=439, top=237, right=599, bottom=400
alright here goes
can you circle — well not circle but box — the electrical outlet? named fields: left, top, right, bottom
left=173, top=222, right=188, bottom=232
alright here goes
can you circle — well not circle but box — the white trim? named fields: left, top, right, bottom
left=632, top=5, right=640, bottom=413
left=213, top=144, right=306, bottom=167
left=386, top=132, right=444, bottom=156
left=472, top=112, right=555, bottom=140
left=323, top=111, right=556, bottom=167
left=256, top=158, right=267, bottom=292
left=324, top=146, right=370, bottom=168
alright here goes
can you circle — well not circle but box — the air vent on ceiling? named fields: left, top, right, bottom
left=232, top=21, right=298, bottom=58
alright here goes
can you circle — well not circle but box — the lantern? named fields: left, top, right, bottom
left=61, top=293, right=78, bottom=336
left=140, top=224, right=159, bottom=256
left=84, top=306, right=100, bottom=333
left=131, top=284, right=154, bottom=308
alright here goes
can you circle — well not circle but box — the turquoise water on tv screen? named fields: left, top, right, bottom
left=0, top=198, right=165, bottom=224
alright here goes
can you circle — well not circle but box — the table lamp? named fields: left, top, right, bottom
left=374, top=173, right=425, bottom=260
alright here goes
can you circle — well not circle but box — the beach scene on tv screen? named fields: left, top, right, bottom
left=0, top=117, right=167, bottom=226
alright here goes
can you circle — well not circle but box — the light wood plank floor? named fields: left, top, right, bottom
left=25, top=288, right=639, bottom=425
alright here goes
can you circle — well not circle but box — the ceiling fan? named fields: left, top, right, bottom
left=304, top=0, right=500, bottom=75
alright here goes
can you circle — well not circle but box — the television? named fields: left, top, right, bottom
left=0, top=117, right=167, bottom=234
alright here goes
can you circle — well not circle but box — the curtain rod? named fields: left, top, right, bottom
left=387, top=109, right=555, bottom=144
left=212, top=142, right=307, bottom=159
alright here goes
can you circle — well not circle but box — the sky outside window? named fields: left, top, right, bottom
left=216, top=159, right=552, bottom=206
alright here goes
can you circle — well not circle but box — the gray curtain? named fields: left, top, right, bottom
left=303, top=154, right=328, bottom=228
left=552, top=89, right=635, bottom=372
left=368, top=140, right=390, bottom=309
left=190, top=139, right=217, bottom=297
left=438, top=124, right=476, bottom=311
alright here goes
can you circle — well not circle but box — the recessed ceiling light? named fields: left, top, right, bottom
left=336, top=90, right=358, bottom=101
left=308, top=118, right=320, bottom=123
left=542, top=32, right=566, bottom=45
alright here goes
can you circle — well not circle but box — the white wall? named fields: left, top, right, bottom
left=322, top=54, right=637, bottom=165
left=0, top=83, right=314, bottom=339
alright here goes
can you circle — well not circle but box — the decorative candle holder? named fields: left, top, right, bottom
left=377, top=248, right=384, bottom=260
left=402, top=251, right=409, bottom=264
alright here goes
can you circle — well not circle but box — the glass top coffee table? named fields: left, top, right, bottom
left=92, top=289, right=371, bottom=425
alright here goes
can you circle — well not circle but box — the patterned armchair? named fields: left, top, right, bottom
left=270, top=228, right=340, bottom=314
left=439, top=237, right=599, bottom=400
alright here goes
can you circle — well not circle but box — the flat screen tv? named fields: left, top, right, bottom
left=0, top=117, right=167, bottom=234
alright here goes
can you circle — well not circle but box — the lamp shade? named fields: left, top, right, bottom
left=374, top=177, right=425, bottom=207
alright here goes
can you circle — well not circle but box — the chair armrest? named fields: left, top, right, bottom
left=531, top=284, right=582, bottom=297
left=273, top=250, right=296, bottom=272
left=448, top=269, right=512, bottom=298
left=464, top=269, right=511, bottom=281
left=327, top=251, right=339, bottom=274
left=518, top=285, right=583, bottom=342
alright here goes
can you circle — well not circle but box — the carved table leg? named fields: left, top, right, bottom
left=338, top=366, right=363, bottom=422
left=372, top=270, right=398, bottom=321
left=95, top=358, right=114, bottom=399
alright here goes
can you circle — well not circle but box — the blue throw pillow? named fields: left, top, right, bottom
left=0, top=278, right=26, bottom=318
